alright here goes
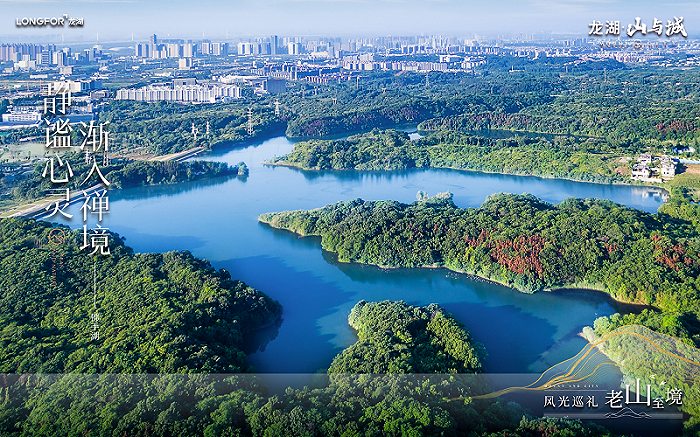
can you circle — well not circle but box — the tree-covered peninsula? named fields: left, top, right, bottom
left=242, top=300, right=620, bottom=437
left=5, top=152, right=244, bottom=207
left=0, top=218, right=282, bottom=374
left=329, top=300, right=484, bottom=374
left=259, top=193, right=700, bottom=320
left=268, top=128, right=630, bottom=184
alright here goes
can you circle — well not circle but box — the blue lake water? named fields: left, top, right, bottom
left=50, top=135, right=665, bottom=374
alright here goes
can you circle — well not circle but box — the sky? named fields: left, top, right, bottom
left=1, top=0, right=699, bottom=43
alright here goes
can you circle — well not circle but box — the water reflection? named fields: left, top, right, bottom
left=113, top=173, right=238, bottom=201
left=257, top=165, right=666, bottom=214
left=269, top=227, right=643, bottom=373
left=63, top=134, right=671, bottom=374
left=242, top=317, right=283, bottom=355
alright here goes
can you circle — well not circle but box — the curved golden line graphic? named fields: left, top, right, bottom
left=447, top=325, right=700, bottom=402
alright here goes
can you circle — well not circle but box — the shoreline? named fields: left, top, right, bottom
left=285, top=123, right=421, bottom=142
left=257, top=219, right=652, bottom=310
left=210, top=125, right=288, bottom=151
left=262, top=160, right=671, bottom=195
left=0, top=148, right=237, bottom=218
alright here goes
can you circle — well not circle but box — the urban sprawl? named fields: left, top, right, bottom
left=1, top=32, right=698, bottom=181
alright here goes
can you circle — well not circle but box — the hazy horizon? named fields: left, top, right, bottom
left=1, top=0, right=698, bottom=43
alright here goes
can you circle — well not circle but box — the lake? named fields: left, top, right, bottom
left=50, top=134, right=664, bottom=374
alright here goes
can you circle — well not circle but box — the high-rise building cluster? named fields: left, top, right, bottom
left=1, top=43, right=103, bottom=70
left=134, top=34, right=229, bottom=59
left=132, top=34, right=325, bottom=59
left=125, top=33, right=556, bottom=67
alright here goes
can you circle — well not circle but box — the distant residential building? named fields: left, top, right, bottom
left=2, top=110, right=41, bottom=123
left=238, top=42, right=253, bottom=56
left=271, top=35, right=279, bottom=55
left=47, top=79, right=101, bottom=94
left=631, top=153, right=677, bottom=181
left=461, top=59, right=487, bottom=70
left=1, top=43, right=57, bottom=63
left=211, top=42, right=228, bottom=56
left=270, top=70, right=296, bottom=80
left=178, top=58, right=193, bottom=70
left=151, top=45, right=168, bottom=59
left=263, top=79, right=286, bottom=94
left=150, top=34, right=158, bottom=55
left=672, top=145, right=696, bottom=154
left=167, top=43, right=182, bottom=58
left=288, top=42, right=302, bottom=55
left=200, top=41, right=228, bottom=56
left=52, top=51, right=68, bottom=66
left=661, top=161, right=676, bottom=178
left=249, top=42, right=270, bottom=55
left=218, top=75, right=250, bottom=84
left=14, top=55, right=36, bottom=70
left=116, top=82, right=242, bottom=103
left=638, top=153, right=653, bottom=164
left=174, top=78, right=197, bottom=86
left=631, top=163, right=651, bottom=180
left=342, top=59, right=453, bottom=72
left=90, top=90, right=109, bottom=101
left=135, top=43, right=150, bottom=58
left=38, top=50, right=52, bottom=65
left=182, top=43, right=196, bottom=58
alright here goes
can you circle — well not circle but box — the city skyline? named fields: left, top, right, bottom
left=1, top=0, right=699, bottom=42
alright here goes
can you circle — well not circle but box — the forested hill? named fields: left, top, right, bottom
left=100, top=100, right=287, bottom=155
left=243, top=300, right=620, bottom=437
left=0, top=217, right=282, bottom=374
left=259, top=193, right=700, bottom=319
left=328, top=300, right=484, bottom=374
left=0, top=293, right=622, bottom=437
left=269, top=128, right=628, bottom=184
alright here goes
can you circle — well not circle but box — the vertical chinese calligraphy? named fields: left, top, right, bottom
left=42, top=82, right=112, bottom=342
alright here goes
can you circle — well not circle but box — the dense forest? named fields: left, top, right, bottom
left=6, top=63, right=700, bottom=214
left=259, top=191, right=700, bottom=434
left=585, top=323, right=700, bottom=432
left=0, top=249, right=619, bottom=437
left=239, top=300, right=619, bottom=437
left=420, top=93, right=700, bottom=145
left=6, top=56, right=700, bottom=435
left=0, top=218, right=282, bottom=374
left=270, top=128, right=628, bottom=184
left=283, top=90, right=532, bottom=139
left=328, top=300, right=484, bottom=374
left=55, top=63, right=697, bottom=163
left=278, top=65, right=700, bottom=152
left=265, top=65, right=700, bottom=187
left=98, top=100, right=287, bottom=155
left=259, top=192, right=700, bottom=341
